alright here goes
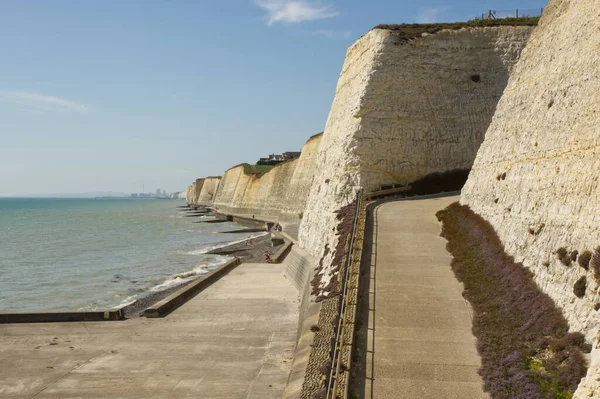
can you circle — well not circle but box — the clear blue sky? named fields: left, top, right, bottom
left=0, top=0, right=547, bottom=196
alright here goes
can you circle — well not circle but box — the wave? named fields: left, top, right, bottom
left=113, top=256, right=233, bottom=309
left=186, top=232, right=269, bottom=255
left=149, top=255, right=232, bottom=292
left=115, top=296, right=138, bottom=309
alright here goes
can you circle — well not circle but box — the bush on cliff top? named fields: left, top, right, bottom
left=375, top=17, right=539, bottom=42
left=238, top=163, right=275, bottom=176
left=436, top=203, right=587, bottom=399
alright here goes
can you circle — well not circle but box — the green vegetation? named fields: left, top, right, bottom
left=308, top=131, right=324, bottom=140
left=437, top=203, right=588, bottom=399
left=240, top=163, right=275, bottom=176
left=374, top=17, right=539, bottom=42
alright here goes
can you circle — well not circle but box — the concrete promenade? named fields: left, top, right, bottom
left=365, top=195, right=488, bottom=398
left=0, top=263, right=298, bottom=398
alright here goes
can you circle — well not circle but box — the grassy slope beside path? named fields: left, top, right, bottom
left=437, top=203, right=588, bottom=399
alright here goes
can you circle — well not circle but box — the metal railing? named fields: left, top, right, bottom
left=326, top=190, right=364, bottom=398
left=475, top=8, right=544, bottom=20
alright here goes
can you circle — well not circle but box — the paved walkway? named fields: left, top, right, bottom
left=365, top=195, right=488, bottom=399
left=0, top=263, right=298, bottom=398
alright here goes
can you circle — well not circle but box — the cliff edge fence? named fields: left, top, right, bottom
left=460, top=0, right=600, bottom=396
left=299, top=24, right=534, bottom=298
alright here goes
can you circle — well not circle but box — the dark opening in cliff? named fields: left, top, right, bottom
left=372, top=169, right=470, bottom=200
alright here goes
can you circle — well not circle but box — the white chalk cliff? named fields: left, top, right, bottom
left=460, top=1, right=600, bottom=395
left=299, top=26, right=534, bottom=291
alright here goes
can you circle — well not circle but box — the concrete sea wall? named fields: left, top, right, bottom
left=459, top=1, right=600, bottom=395
left=299, top=26, right=534, bottom=290
left=211, top=133, right=322, bottom=222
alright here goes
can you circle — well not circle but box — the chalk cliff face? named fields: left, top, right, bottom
left=183, top=177, right=221, bottom=206
left=197, top=177, right=220, bottom=205
left=192, top=178, right=205, bottom=204
left=299, top=26, right=533, bottom=269
left=460, top=1, right=600, bottom=395
left=211, top=133, right=322, bottom=221
left=184, top=182, right=196, bottom=205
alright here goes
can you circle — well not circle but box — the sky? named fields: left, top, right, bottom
left=0, top=0, right=548, bottom=196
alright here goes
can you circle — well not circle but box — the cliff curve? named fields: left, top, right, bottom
left=459, top=1, right=600, bottom=395
left=299, top=26, right=534, bottom=281
left=211, top=133, right=322, bottom=222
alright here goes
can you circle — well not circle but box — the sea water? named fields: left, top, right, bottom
left=0, top=198, right=264, bottom=313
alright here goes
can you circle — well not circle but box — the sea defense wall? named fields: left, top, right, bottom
left=299, top=26, right=534, bottom=285
left=211, top=133, right=322, bottom=221
left=459, top=1, right=600, bottom=395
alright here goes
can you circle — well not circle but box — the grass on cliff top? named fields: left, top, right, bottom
left=375, top=17, right=539, bottom=41
left=241, top=163, right=274, bottom=176
left=437, top=203, right=588, bottom=399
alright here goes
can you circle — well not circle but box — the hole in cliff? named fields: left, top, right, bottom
left=470, top=74, right=481, bottom=83
left=573, top=276, right=587, bottom=298
left=592, top=247, right=600, bottom=281
left=569, top=250, right=579, bottom=262
left=325, top=179, right=330, bottom=184
left=556, top=247, right=572, bottom=266
left=579, top=250, right=592, bottom=270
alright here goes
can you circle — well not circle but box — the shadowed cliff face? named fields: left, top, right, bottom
left=460, top=0, right=600, bottom=396
left=210, top=134, right=323, bottom=220
left=192, top=178, right=205, bottom=204
left=298, top=26, right=534, bottom=290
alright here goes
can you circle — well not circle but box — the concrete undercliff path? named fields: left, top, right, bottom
left=355, top=195, right=488, bottom=399
left=0, top=263, right=298, bottom=398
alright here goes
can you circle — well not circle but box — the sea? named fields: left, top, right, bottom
left=0, top=198, right=265, bottom=313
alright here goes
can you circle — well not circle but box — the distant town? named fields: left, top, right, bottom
left=130, top=188, right=180, bottom=199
